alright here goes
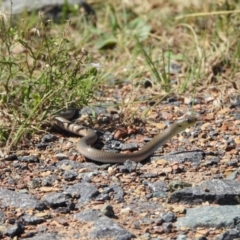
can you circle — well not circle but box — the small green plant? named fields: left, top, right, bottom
left=0, top=15, right=98, bottom=149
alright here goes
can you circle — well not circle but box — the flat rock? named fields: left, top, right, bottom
left=56, top=160, right=98, bottom=171
left=74, top=209, right=135, bottom=240
left=43, top=192, right=72, bottom=208
left=63, top=182, right=99, bottom=206
left=0, top=188, right=45, bottom=210
left=152, top=150, right=205, bottom=167
left=168, top=179, right=240, bottom=204
left=22, top=232, right=68, bottom=240
left=176, top=205, right=240, bottom=229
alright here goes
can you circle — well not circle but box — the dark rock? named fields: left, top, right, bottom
left=22, top=214, right=46, bottom=225
left=43, top=192, right=71, bottom=208
left=176, top=205, right=240, bottom=229
left=41, top=134, right=57, bottom=143
left=168, top=179, right=240, bottom=205
left=3, top=154, right=18, bottom=161
left=4, top=222, right=24, bottom=237
left=64, top=182, right=99, bottom=206
left=95, top=193, right=110, bottom=201
left=18, top=155, right=39, bottom=163
left=35, top=143, right=50, bottom=149
left=101, top=205, right=115, bottom=218
left=0, top=188, right=45, bottom=210
left=161, top=212, right=176, bottom=223
left=62, top=170, right=78, bottom=180
left=216, top=229, right=240, bottom=240
left=143, top=79, right=152, bottom=88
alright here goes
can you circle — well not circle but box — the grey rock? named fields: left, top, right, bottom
left=54, top=153, right=68, bottom=161
left=42, top=174, right=59, bottom=186
left=168, top=179, right=240, bottom=204
left=4, top=222, right=24, bottom=237
left=74, top=209, right=101, bottom=222
left=144, top=180, right=168, bottom=198
left=216, top=229, right=240, bottom=240
left=56, top=159, right=98, bottom=171
left=201, top=156, right=220, bottom=166
left=165, top=62, right=182, bottom=75
left=152, top=150, right=204, bottom=167
left=176, top=205, right=240, bottom=229
left=119, top=160, right=137, bottom=173
left=225, top=159, right=238, bottom=167
left=43, top=192, right=71, bottom=208
left=107, top=184, right=124, bottom=203
left=145, top=180, right=168, bottom=192
left=63, top=170, right=78, bottom=180
left=74, top=209, right=135, bottom=239
left=18, top=155, right=39, bottom=163
left=161, top=212, right=176, bottom=223
left=226, top=168, right=240, bottom=180
left=139, top=173, right=159, bottom=178
left=80, top=106, right=107, bottom=116
left=22, top=214, right=46, bottom=225
left=162, top=222, right=172, bottom=233
left=89, top=216, right=135, bottom=240
left=104, top=140, right=124, bottom=151
left=22, top=232, right=68, bottom=240
left=127, top=201, right=162, bottom=215
left=0, top=188, right=45, bottom=210
left=28, top=178, right=41, bottom=189
left=121, top=142, right=138, bottom=151
left=176, top=235, right=189, bottom=240
left=79, top=171, right=100, bottom=182
left=0, top=211, right=5, bottom=224
left=64, top=182, right=99, bottom=206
